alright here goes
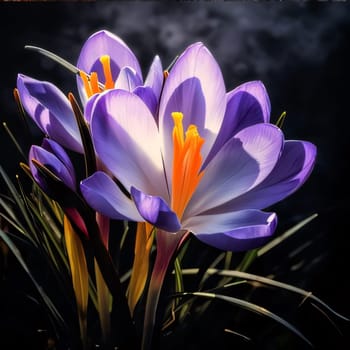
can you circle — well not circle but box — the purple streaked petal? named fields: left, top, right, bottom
left=186, top=210, right=277, bottom=252
left=186, top=124, right=284, bottom=218
left=204, top=81, right=271, bottom=166
left=133, top=86, right=158, bottom=117
left=41, top=139, right=76, bottom=183
left=114, top=66, right=142, bottom=91
left=76, top=30, right=142, bottom=103
left=90, top=89, right=168, bottom=200
left=29, top=145, right=76, bottom=191
left=144, top=55, right=163, bottom=102
left=84, top=92, right=101, bottom=124
left=208, top=140, right=317, bottom=213
left=17, top=74, right=83, bottom=153
left=159, top=42, right=226, bottom=185
left=131, top=187, right=180, bottom=232
left=80, top=171, right=142, bottom=221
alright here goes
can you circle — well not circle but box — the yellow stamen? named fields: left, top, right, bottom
left=90, top=72, right=101, bottom=95
left=100, top=55, right=115, bottom=89
left=163, top=70, right=169, bottom=79
left=171, top=112, right=205, bottom=220
left=79, top=54, right=115, bottom=98
left=79, top=70, right=93, bottom=98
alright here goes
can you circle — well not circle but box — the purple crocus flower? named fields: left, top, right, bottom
left=29, top=138, right=89, bottom=236
left=80, top=41, right=316, bottom=252
left=80, top=42, right=316, bottom=349
left=29, top=138, right=76, bottom=193
left=17, top=30, right=163, bottom=152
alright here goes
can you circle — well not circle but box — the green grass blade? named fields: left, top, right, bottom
left=2, top=122, right=27, bottom=161
left=181, top=268, right=349, bottom=322
left=0, top=229, right=67, bottom=333
left=0, top=167, right=37, bottom=236
left=258, top=213, right=318, bottom=257
left=182, top=291, right=312, bottom=347
left=275, top=111, right=287, bottom=129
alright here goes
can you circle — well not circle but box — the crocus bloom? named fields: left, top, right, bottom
left=80, top=42, right=316, bottom=350
left=29, top=138, right=89, bottom=236
left=29, top=138, right=76, bottom=193
left=80, top=42, right=316, bottom=252
left=17, top=30, right=163, bottom=153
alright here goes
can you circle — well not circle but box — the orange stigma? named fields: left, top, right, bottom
left=171, top=112, right=205, bottom=220
left=79, top=54, right=114, bottom=98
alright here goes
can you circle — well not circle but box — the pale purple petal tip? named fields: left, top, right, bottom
left=114, top=66, right=142, bottom=91
left=144, top=55, right=163, bottom=101
left=76, top=30, right=142, bottom=102
left=194, top=212, right=277, bottom=252
left=80, top=171, right=142, bottom=221
left=17, top=74, right=82, bottom=153
left=131, top=187, right=181, bottom=232
left=204, top=81, right=271, bottom=165
left=29, top=143, right=76, bottom=191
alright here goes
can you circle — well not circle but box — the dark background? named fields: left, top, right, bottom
left=0, top=2, right=349, bottom=349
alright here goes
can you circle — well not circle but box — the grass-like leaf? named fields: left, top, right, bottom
left=180, top=268, right=349, bottom=322
left=258, top=213, right=318, bottom=257
left=0, top=228, right=67, bottom=335
left=179, top=291, right=313, bottom=347
left=64, top=215, right=89, bottom=349
left=68, top=92, right=97, bottom=178
left=0, top=166, right=37, bottom=237
left=2, top=122, right=27, bottom=161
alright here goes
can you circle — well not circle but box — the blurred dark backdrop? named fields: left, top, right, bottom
left=0, top=2, right=349, bottom=349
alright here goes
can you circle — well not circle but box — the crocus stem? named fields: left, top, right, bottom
left=141, top=229, right=189, bottom=350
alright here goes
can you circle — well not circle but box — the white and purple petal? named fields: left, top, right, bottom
left=131, top=187, right=180, bottom=232
left=159, top=42, right=227, bottom=186
left=80, top=171, right=142, bottom=221
left=185, top=209, right=277, bottom=251
left=204, top=81, right=271, bottom=166
left=114, top=66, right=142, bottom=91
left=90, top=89, right=168, bottom=200
left=144, top=55, right=163, bottom=103
left=185, top=123, right=284, bottom=218
left=17, top=74, right=83, bottom=153
left=133, top=86, right=158, bottom=117
left=41, top=139, right=76, bottom=184
left=29, top=144, right=76, bottom=191
left=207, top=140, right=317, bottom=213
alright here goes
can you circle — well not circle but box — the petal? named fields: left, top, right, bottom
left=159, top=43, right=226, bottom=184
left=90, top=89, right=168, bottom=199
left=133, top=86, right=158, bottom=117
left=29, top=145, right=76, bottom=191
left=131, top=187, right=181, bottom=232
left=17, top=74, right=82, bottom=153
left=80, top=171, right=142, bottom=221
left=185, top=210, right=277, bottom=252
left=144, top=55, right=163, bottom=102
left=114, top=66, right=142, bottom=91
left=41, top=139, right=76, bottom=184
left=204, top=81, right=271, bottom=166
left=209, top=140, right=317, bottom=213
left=77, top=30, right=142, bottom=103
left=84, top=92, right=100, bottom=124
left=185, top=124, right=284, bottom=218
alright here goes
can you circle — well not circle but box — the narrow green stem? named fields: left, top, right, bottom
left=141, top=230, right=188, bottom=350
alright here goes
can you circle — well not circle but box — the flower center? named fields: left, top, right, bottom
left=171, top=112, right=205, bottom=220
left=79, top=54, right=114, bottom=98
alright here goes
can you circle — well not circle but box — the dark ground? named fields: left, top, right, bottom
left=0, top=2, right=350, bottom=350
